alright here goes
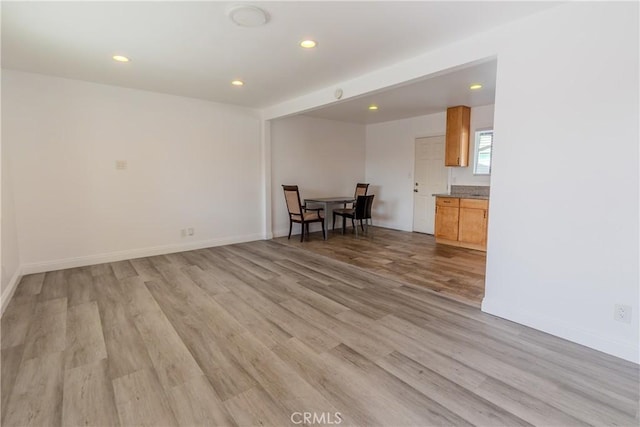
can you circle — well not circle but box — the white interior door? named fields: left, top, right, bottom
left=413, top=136, right=448, bottom=234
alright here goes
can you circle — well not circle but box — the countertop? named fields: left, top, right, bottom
left=432, top=193, right=490, bottom=200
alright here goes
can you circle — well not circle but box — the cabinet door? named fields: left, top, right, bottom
left=435, top=206, right=459, bottom=240
left=458, top=207, right=488, bottom=246
left=445, top=106, right=470, bottom=167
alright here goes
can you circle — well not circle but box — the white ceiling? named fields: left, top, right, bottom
left=1, top=2, right=557, bottom=109
left=304, top=59, right=497, bottom=124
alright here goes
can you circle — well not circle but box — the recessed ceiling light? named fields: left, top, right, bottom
left=112, top=55, right=130, bottom=63
left=231, top=80, right=244, bottom=86
left=469, top=83, right=483, bottom=90
left=300, top=40, right=317, bottom=49
left=227, top=5, right=269, bottom=27
left=368, top=104, right=378, bottom=111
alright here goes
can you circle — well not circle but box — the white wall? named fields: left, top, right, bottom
left=266, top=2, right=639, bottom=362
left=1, top=142, right=21, bottom=308
left=365, top=104, right=493, bottom=231
left=2, top=70, right=263, bottom=273
left=483, top=2, right=639, bottom=362
left=1, top=66, right=23, bottom=313
left=271, top=115, right=365, bottom=237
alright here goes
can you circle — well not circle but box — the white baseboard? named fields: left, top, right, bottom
left=20, top=233, right=265, bottom=275
left=482, top=296, right=639, bottom=364
left=372, top=220, right=412, bottom=232
left=1, top=268, right=23, bottom=317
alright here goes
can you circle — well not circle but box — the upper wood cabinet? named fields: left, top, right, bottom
left=445, top=106, right=471, bottom=167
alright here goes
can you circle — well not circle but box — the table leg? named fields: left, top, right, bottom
left=323, top=202, right=329, bottom=239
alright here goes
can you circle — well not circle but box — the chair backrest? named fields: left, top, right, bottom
left=354, top=195, right=374, bottom=219
left=354, top=183, right=369, bottom=198
left=282, top=185, right=302, bottom=216
left=364, top=194, right=375, bottom=220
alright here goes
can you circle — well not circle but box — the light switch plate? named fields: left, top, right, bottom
left=115, top=160, right=127, bottom=170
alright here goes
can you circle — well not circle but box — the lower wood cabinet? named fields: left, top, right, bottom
left=434, top=197, right=459, bottom=241
left=435, top=197, right=488, bottom=251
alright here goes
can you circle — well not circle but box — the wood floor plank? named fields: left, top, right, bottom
left=62, top=359, right=119, bottom=427
left=129, top=257, right=164, bottom=282
left=1, top=300, right=36, bottom=349
left=89, top=263, right=113, bottom=277
left=144, top=278, right=257, bottom=401
left=64, top=300, right=107, bottom=369
left=224, top=332, right=341, bottom=421
left=213, top=291, right=293, bottom=349
left=3, top=352, right=64, bottom=427
left=328, top=343, right=473, bottom=426
left=378, top=350, right=536, bottom=426
left=102, top=317, right=154, bottom=380
left=223, top=386, right=294, bottom=427
left=38, top=270, right=68, bottom=302
left=181, top=264, right=230, bottom=295
left=110, top=260, right=138, bottom=280
left=271, top=336, right=397, bottom=426
left=94, top=272, right=154, bottom=380
left=22, top=297, right=67, bottom=360
left=67, top=268, right=97, bottom=307
left=166, top=375, right=237, bottom=427
left=112, top=368, right=178, bottom=427
left=1, top=344, right=24, bottom=423
left=130, top=303, right=203, bottom=390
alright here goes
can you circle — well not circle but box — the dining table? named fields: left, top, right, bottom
left=304, top=196, right=356, bottom=240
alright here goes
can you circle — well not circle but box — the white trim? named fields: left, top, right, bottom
left=373, top=220, right=412, bottom=233
left=482, top=296, right=639, bottom=364
left=1, top=268, right=23, bottom=317
left=20, top=233, right=264, bottom=275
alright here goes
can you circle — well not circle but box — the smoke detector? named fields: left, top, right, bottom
left=227, top=5, right=269, bottom=27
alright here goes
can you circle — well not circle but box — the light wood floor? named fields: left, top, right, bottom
left=1, top=237, right=638, bottom=426
left=276, top=226, right=486, bottom=306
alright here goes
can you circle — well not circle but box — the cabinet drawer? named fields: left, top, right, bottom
left=436, top=197, right=460, bottom=207
left=460, top=198, right=488, bottom=209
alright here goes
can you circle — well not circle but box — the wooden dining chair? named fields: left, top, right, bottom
left=282, top=185, right=326, bottom=242
left=332, top=183, right=369, bottom=230
left=334, top=194, right=375, bottom=236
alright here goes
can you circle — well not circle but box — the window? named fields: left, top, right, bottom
left=473, top=129, right=493, bottom=175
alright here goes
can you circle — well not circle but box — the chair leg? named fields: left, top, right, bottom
left=360, top=219, right=365, bottom=232
left=288, top=221, right=293, bottom=240
left=300, top=223, right=304, bottom=242
left=305, top=223, right=310, bottom=240
left=321, top=219, right=326, bottom=240
left=332, top=212, right=336, bottom=230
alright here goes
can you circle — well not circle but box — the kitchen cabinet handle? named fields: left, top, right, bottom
left=483, top=210, right=487, bottom=219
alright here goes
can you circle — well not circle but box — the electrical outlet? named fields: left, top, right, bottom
left=614, top=304, right=632, bottom=324
left=187, top=227, right=194, bottom=236
left=180, top=229, right=187, bottom=238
